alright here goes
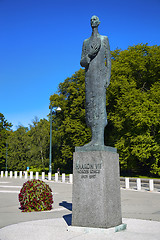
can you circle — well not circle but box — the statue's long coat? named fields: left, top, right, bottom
left=80, top=34, right=111, bottom=132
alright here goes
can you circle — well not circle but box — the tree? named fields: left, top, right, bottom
left=105, top=44, right=160, bottom=176
left=7, top=125, right=30, bottom=171
left=50, top=69, right=91, bottom=172
left=28, top=118, right=50, bottom=172
left=7, top=118, right=50, bottom=172
left=0, top=113, right=12, bottom=170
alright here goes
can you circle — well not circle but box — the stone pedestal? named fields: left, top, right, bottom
left=72, top=150, right=122, bottom=229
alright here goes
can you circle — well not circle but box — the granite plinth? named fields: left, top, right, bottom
left=75, top=145, right=117, bottom=153
left=68, top=223, right=127, bottom=233
left=72, top=150, right=122, bottom=229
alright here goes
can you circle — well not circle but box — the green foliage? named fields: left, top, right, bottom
left=105, top=44, right=160, bottom=176
left=7, top=126, right=30, bottom=171
left=0, top=113, right=12, bottom=170
left=28, top=118, right=50, bottom=171
left=7, top=118, right=50, bottom=172
left=50, top=68, right=91, bottom=172
left=19, top=179, right=53, bottom=212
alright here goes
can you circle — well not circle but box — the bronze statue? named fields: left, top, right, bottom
left=80, top=15, right=111, bottom=147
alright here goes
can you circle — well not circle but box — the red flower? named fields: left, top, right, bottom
left=18, top=179, right=53, bottom=212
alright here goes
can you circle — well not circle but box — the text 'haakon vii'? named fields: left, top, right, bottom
left=75, top=163, right=101, bottom=174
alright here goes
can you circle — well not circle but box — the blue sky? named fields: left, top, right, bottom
left=1, top=0, right=160, bottom=130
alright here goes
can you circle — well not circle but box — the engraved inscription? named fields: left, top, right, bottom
left=75, top=162, right=102, bottom=179
left=81, top=175, right=88, bottom=179
left=89, top=174, right=96, bottom=179
left=76, top=163, right=101, bottom=170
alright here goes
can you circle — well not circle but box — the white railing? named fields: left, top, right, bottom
left=19, top=171, right=22, bottom=178
left=0, top=170, right=73, bottom=184
left=0, top=171, right=158, bottom=191
left=55, top=173, right=58, bottom=182
left=149, top=179, right=154, bottom=191
left=124, top=177, right=156, bottom=191
left=36, top=172, right=39, bottom=180
left=137, top=178, right=141, bottom=191
left=125, top=177, right=129, bottom=189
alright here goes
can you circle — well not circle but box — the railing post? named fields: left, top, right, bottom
left=10, top=171, right=13, bottom=178
left=5, top=171, right=8, bottom=178
left=36, top=172, right=39, bottom=180
left=125, top=177, right=129, bottom=189
left=69, top=174, right=73, bottom=183
left=30, top=171, right=33, bottom=180
left=137, top=178, right=141, bottom=191
left=55, top=173, right=58, bottom=182
left=48, top=172, right=51, bottom=181
left=19, top=171, right=22, bottom=178
left=42, top=172, right=45, bottom=180
left=24, top=171, right=27, bottom=179
left=14, top=171, right=17, bottom=178
left=1, top=171, right=3, bottom=178
left=149, top=179, right=154, bottom=191
left=62, top=173, right=65, bottom=182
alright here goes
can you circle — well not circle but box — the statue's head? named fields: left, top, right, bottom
left=90, top=15, right=100, bottom=28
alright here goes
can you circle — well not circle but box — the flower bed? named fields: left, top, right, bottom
left=19, top=179, right=53, bottom=212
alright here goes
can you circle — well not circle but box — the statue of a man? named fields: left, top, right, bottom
left=80, top=15, right=111, bottom=147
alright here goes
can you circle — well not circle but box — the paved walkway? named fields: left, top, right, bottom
left=0, top=178, right=160, bottom=239
left=0, top=217, right=160, bottom=239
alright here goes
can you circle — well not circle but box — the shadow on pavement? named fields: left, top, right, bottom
left=59, top=201, right=72, bottom=211
left=59, top=201, right=72, bottom=226
left=63, top=214, right=72, bottom=226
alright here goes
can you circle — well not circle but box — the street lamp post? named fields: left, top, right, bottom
left=49, top=106, right=61, bottom=174
left=49, top=106, right=53, bottom=174
left=6, top=142, right=8, bottom=171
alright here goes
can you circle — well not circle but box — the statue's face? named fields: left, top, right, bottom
left=90, top=15, right=100, bottom=28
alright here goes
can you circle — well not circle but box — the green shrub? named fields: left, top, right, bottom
left=19, top=179, right=53, bottom=212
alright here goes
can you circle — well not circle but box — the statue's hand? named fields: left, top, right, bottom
left=88, top=42, right=101, bottom=58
